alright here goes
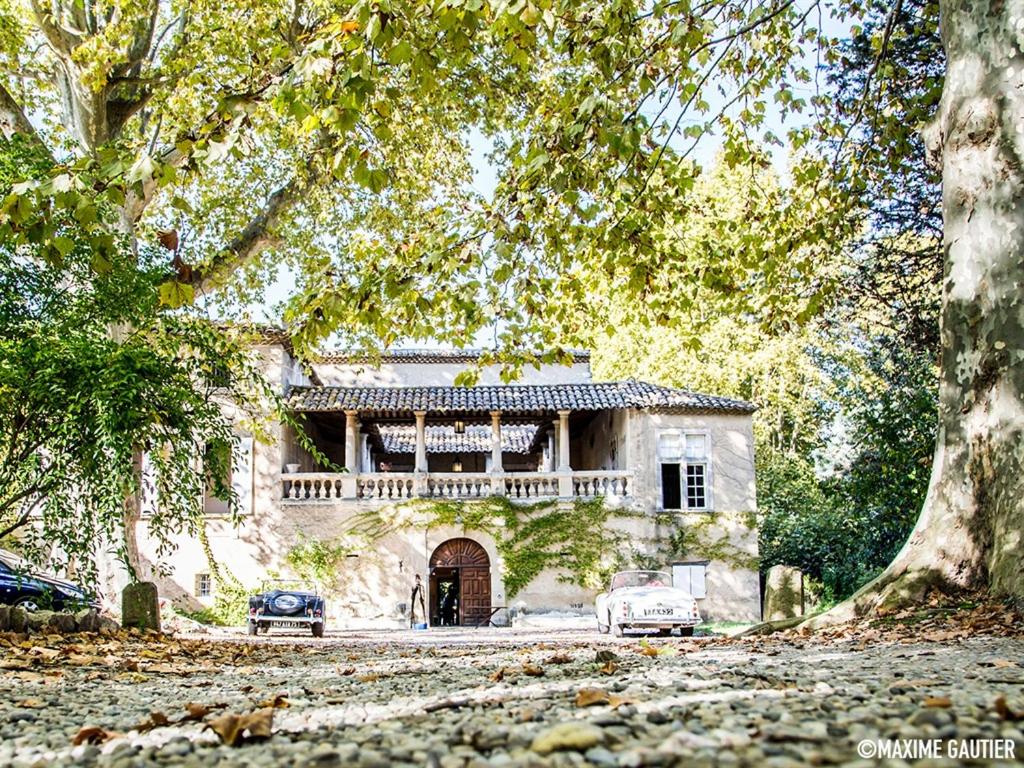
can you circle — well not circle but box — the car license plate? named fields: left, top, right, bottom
left=644, top=607, right=675, bottom=616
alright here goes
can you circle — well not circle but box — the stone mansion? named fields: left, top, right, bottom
left=136, top=341, right=761, bottom=627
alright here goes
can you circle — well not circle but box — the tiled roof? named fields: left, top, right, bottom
left=377, top=424, right=537, bottom=455
left=289, top=381, right=755, bottom=415
left=317, top=348, right=590, bottom=364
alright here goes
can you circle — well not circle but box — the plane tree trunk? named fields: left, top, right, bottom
left=811, top=0, right=1024, bottom=624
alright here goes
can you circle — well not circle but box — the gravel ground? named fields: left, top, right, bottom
left=1, top=626, right=1023, bottom=767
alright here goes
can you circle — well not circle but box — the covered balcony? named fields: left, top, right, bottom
left=279, top=383, right=636, bottom=504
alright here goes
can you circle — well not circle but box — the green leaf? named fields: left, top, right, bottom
left=158, top=281, right=195, bottom=308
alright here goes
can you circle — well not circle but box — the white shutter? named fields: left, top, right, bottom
left=689, top=564, right=707, bottom=599
left=232, top=436, right=254, bottom=516
left=672, top=563, right=707, bottom=599
left=672, top=563, right=690, bottom=593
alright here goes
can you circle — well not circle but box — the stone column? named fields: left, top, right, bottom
left=342, top=410, right=360, bottom=498
left=551, top=419, right=560, bottom=472
left=547, top=432, right=555, bottom=472
left=557, top=410, right=572, bottom=471
left=490, top=411, right=505, bottom=496
left=414, top=411, right=428, bottom=472
left=557, top=409, right=573, bottom=498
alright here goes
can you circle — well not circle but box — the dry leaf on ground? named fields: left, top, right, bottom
left=545, top=652, right=573, bottom=664
left=598, top=660, right=619, bottom=675
left=72, top=726, right=119, bottom=746
left=522, top=663, right=545, bottom=677
left=256, top=694, right=289, bottom=709
left=206, top=708, right=274, bottom=747
left=995, top=696, right=1023, bottom=721
left=923, top=696, right=952, bottom=708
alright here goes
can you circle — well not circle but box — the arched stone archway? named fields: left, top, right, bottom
left=429, top=538, right=491, bottom=626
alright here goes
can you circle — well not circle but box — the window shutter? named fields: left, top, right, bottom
left=232, top=436, right=254, bottom=516
left=689, top=564, right=707, bottom=599
left=672, top=563, right=708, bottom=599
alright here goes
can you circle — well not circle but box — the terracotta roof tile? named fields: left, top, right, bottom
left=289, top=381, right=755, bottom=415
left=378, top=424, right=537, bottom=455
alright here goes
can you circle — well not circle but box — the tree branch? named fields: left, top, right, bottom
left=0, top=83, right=54, bottom=162
left=190, top=172, right=314, bottom=293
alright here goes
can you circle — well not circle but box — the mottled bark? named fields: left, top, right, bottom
left=811, top=0, right=1024, bottom=624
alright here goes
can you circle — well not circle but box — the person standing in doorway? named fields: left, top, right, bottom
left=410, top=574, right=427, bottom=627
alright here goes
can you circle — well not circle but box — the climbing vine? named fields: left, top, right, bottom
left=284, top=534, right=356, bottom=590
left=346, top=497, right=641, bottom=598
left=190, top=521, right=250, bottom=625
left=670, top=511, right=760, bottom=571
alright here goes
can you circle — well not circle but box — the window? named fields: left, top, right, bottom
left=659, top=431, right=711, bottom=511
left=195, top=573, right=212, bottom=598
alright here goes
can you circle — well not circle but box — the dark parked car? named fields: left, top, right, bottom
left=0, top=551, right=98, bottom=612
left=248, top=580, right=325, bottom=637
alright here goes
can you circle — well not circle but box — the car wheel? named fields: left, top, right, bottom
left=311, top=621, right=325, bottom=638
left=247, top=620, right=258, bottom=636
left=259, top=622, right=270, bottom=634
left=658, top=628, right=673, bottom=637
left=597, top=619, right=609, bottom=634
left=679, top=626, right=695, bottom=637
left=612, top=621, right=624, bottom=638
left=14, top=597, right=40, bottom=612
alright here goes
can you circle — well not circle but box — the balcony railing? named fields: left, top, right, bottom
left=281, top=470, right=632, bottom=503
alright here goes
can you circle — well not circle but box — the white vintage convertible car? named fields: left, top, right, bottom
left=596, top=570, right=702, bottom=637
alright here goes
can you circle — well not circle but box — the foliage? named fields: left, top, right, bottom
left=349, top=497, right=637, bottom=598
left=827, top=0, right=943, bottom=353
left=0, top=135, right=286, bottom=585
left=670, top=510, right=759, bottom=573
left=0, top=0, right=860, bottom=377
left=285, top=534, right=356, bottom=590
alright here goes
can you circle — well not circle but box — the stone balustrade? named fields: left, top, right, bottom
left=424, top=473, right=493, bottom=499
left=281, top=470, right=633, bottom=504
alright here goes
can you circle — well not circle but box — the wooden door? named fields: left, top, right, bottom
left=460, top=567, right=491, bottom=626
left=430, top=538, right=491, bottom=626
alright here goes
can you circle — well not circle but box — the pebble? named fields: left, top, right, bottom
left=0, top=630, right=1020, bottom=768
left=530, top=723, right=605, bottom=755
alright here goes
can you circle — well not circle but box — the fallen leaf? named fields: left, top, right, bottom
left=638, top=645, right=659, bottom=658
left=545, top=652, right=573, bottom=664
left=356, top=673, right=380, bottom=682
left=135, top=711, right=170, bottom=733
left=995, top=696, right=1023, bottom=721
left=257, top=694, right=290, bottom=709
left=522, top=663, right=544, bottom=677
left=16, top=699, right=45, bottom=709
left=489, top=667, right=505, bottom=683
left=183, top=702, right=224, bottom=722
left=72, top=725, right=118, bottom=746
left=598, top=660, right=619, bottom=675
left=575, top=688, right=610, bottom=707
left=206, top=708, right=274, bottom=747
left=595, top=650, right=619, bottom=663
left=923, top=696, right=952, bottom=708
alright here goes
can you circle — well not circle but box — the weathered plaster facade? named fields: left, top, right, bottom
left=134, top=346, right=762, bottom=627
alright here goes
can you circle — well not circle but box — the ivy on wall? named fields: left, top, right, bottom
left=345, top=497, right=641, bottom=598
left=669, top=511, right=760, bottom=572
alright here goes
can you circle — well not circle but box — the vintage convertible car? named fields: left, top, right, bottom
left=247, top=580, right=325, bottom=637
left=596, top=570, right=702, bottom=637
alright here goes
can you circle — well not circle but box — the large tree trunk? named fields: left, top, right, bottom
left=811, top=0, right=1024, bottom=624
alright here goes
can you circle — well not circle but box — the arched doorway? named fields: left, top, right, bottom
left=429, top=538, right=491, bottom=627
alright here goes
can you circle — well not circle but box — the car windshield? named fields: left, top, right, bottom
left=611, top=571, right=672, bottom=590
